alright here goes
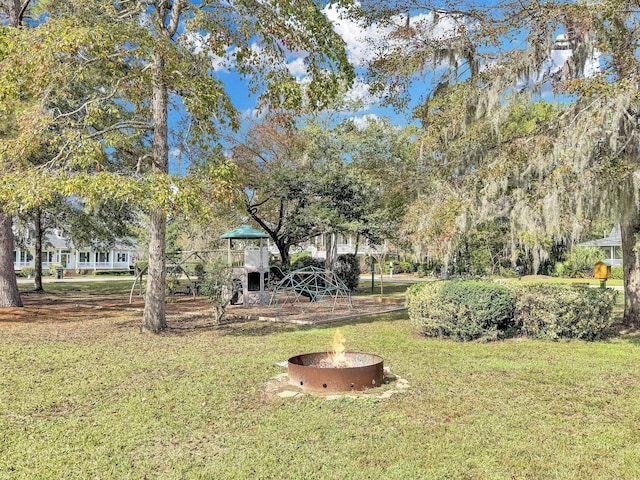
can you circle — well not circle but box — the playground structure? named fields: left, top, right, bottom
left=221, top=225, right=271, bottom=307
left=128, top=226, right=353, bottom=313
left=129, top=225, right=272, bottom=307
left=270, top=266, right=353, bottom=312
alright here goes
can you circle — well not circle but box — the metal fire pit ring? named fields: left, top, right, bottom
left=288, top=352, right=384, bottom=393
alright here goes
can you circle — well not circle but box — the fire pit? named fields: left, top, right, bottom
left=287, top=329, right=383, bottom=393
left=288, top=351, right=384, bottom=392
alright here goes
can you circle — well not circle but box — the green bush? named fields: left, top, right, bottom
left=610, top=266, right=623, bottom=280
left=508, top=283, right=618, bottom=340
left=200, top=261, right=234, bottom=322
left=407, top=280, right=619, bottom=342
left=417, top=260, right=442, bottom=277
left=559, top=246, right=605, bottom=278
left=385, top=260, right=415, bottom=274
left=498, top=266, right=519, bottom=278
left=20, top=266, right=35, bottom=278
left=406, top=280, right=516, bottom=341
left=93, top=269, right=132, bottom=276
left=291, top=252, right=324, bottom=270
left=334, top=254, right=360, bottom=291
left=47, top=264, right=63, bottom=276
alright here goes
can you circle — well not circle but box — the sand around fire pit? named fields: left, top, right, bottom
left=263, top=369, right=410, bottom=401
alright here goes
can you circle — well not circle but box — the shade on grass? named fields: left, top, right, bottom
left=1, top=310, right=639, bottom=479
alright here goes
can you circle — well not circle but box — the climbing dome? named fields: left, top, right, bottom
left=270, top=266, right=353, bottom=312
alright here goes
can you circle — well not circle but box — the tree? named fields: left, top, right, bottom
left=15, top=198, right=138, bottom=291
left=1, top=0, right=354, bottom=332
left=232, top=118, right=378, bottom=268
left=338, top=117, right=420, bottom=251
left=0, top=0, right=32, bottom=307
left=362, top=0, right=640, bottom=325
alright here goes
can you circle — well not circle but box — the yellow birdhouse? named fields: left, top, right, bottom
left=593, top=261, right=611, bottom=280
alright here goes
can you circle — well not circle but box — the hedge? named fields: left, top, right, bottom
left=407, top=280, right=618, bottom=341
left=508, top=283, right=618, bottom=340
left=406, top=280, right=516, bottom=341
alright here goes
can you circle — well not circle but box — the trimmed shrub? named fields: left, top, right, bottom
left=385, top=260, right=415, bottom=274
left=291, top=252, right=324, bottom=270
left=508, top=283, right=618, bottom=340
left=406, top=280, right=516, bottom=341
left=93, top=269, right=132, bottom=276
left=408, top=280, right=619, bottom=342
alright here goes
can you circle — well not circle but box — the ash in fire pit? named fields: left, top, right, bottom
left=288, top=330, right=384, bottom=393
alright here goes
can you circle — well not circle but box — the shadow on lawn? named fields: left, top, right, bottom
left=130, top=309, right=409, bottom=338
left=216, top=310, right=408, bottom=338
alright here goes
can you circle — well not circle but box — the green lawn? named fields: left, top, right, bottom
left=2, top=291, right=640, bottom=479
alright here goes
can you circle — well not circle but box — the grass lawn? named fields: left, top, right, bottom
left=2, top=279, right=639, bottom=479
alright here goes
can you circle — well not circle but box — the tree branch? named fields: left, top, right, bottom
left=87, top=120, right=153, bottom=138
left=53, top=80, right=125, bottom=121
left=167, top=0, right=184, bottom=38
left=18, top=0, right=31, bottom=24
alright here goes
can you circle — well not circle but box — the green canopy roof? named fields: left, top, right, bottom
left=220, top=225, right=269, bottom=239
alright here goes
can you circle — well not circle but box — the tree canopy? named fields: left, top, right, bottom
left=1, top=0, right=355, bottom=331
left=356, top=0, right=640, bottom=325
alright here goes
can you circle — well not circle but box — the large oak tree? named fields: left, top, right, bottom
left=363, top=0, right=640, bottom=326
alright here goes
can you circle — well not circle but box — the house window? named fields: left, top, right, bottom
left=45, top=252, right=54, bottom=263
left=96, top=252, right=109, bottom=263
left=79, top=252, right=90, bottom=263
left=13, top=251, right=16, bottom=262
left=117, top=253, right=127, bottom=263
left=20, top=251, right=25, bottom=262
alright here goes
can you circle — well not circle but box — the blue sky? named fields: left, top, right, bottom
left=168, top=2, right=599, bottom=174
left=168, top=5, right=446, bottom=173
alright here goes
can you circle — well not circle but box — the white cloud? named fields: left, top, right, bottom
left=286, top=57, right=307, bottom=76
left=323, top=5, right=382, bottom=66
left=345, top=77, right=377, bottom=106
left=351, top=113, right=380, bottom=130
left=183, top=31, right=232, bottom=72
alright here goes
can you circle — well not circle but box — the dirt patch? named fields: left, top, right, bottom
left=0, top=292, right=405, bottom=329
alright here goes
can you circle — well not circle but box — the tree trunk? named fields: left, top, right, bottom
left=0, top=210, right=23, bottom=307
left=34, top=209, right=43, bottom=292
left=621, top=211, right=640, bottom=327
left=142, top=51, right=168, bottom=333
left=325, top=232, right=336, bottom=270
left=275, top=239, right=291, bottom=269
left=7, top=0, right=26, bottom=28
left=0, top=0, right=26, bottom=307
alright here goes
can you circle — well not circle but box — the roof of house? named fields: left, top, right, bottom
left=221, top=225, right=269, bottom=239
left=42, top=232, right=139, bottom=251
left=578, top=224, right=621, bottom=247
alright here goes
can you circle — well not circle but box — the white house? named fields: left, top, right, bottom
left=577, top=224, right=622, bottom=267
left=13, top=229, right=144, bottom=273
